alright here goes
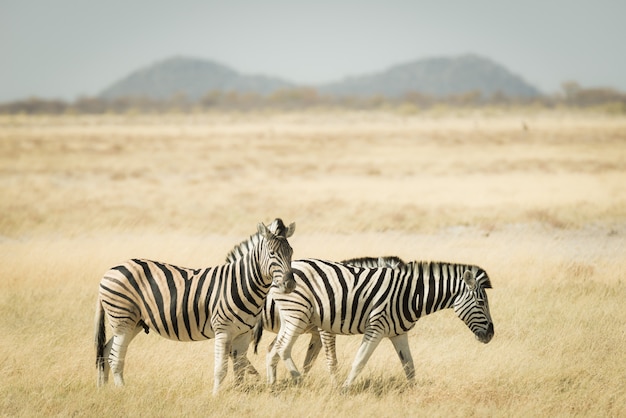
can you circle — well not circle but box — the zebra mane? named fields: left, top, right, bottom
left=225, top=232, right=262, bottom=264
left=401, top=261, right=492, bottom=289
left=341, top=256, right=406, bottom=269
left=225, top=218, right=291, bottom=264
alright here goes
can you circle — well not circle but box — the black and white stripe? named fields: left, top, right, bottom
left=262, top=258, right=494, bottom=388
left=94, top=220, right=295, bottom=394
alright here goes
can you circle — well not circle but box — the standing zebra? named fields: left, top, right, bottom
left=262, top=259, right=494, bottom=388
left=252, top=256, right=406, bottom=380
left=94, top=220, right=296, bottom=394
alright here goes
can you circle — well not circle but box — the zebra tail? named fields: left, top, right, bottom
left=95, top=297, right=106, bottom=370
left=252, top=318, right=264, bottom=355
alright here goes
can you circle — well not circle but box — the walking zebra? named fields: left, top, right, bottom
left=262, top=259, right=494, bottom=388
left=94, top=219, right=296, bottom=394
left=252, top=256, right=406, bottom=380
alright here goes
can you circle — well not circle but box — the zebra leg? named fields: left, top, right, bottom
left=213, top=332, right=232, bottom=395
left=302, top=328, right=322, bottom=375
left=266, top=337, right=281, bottom=385
left=342, top=331, right=384, bottom=389
left=231, top=332, right=253, bottom=386
left=276, top=323, right=305, bottom=383
left=230, top=331, right=259, bottom=377
left=389, top=333, right=415, bottom=381
left=266, top=322, right=302, bottom=384
left=109, top=325, right=142, bottom=387
left=319, top=330, right=339, bottom=385
left=266, top=349, right=278, bottom=385
left=237, top=356, right=260, bottom=376
left=267, top=336, right=277, bottom=351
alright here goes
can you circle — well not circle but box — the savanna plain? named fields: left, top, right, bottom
left=1, top=109, right=625, bottom=417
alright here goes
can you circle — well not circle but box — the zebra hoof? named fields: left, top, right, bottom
left=290, top=371, right=302, bottom=384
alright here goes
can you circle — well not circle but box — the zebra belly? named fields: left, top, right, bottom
left=312, top=305, right=415, bottom=338
left=310, top=311, right=367, bottom=335
left=140, top=313, right=215, bottom=341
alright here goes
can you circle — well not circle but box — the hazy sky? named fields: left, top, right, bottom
left=1, top=0, right=625, bottom=102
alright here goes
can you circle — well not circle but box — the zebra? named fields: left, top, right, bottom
left=261, top=259, right=494, bottom=389
left=251, top=256, right=406, bottom=381
left=94, top=219, right=296, bottom=395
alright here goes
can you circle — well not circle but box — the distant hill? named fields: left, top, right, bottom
left=99, top=54, right=541, bottom=100
left=318, top=54, right=541, bottom=98
left=99, top=56, right=294, bottom=100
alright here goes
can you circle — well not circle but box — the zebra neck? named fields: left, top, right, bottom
left=233, top=245, right=270, bottom=298
left=408, top=262, right=460, bottom=319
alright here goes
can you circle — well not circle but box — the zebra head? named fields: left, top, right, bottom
left=257, top=220, right=296, bottom=294
left=453, top=266, right=494, bottom=344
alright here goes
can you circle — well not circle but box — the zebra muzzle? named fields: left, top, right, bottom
left=476, top=322, right=494, bottom=343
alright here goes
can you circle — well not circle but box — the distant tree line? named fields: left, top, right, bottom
left=2, top=82, right=625, bottom=115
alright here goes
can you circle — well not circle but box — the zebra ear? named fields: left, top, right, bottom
left=257, top=222, right=270, bottom=238
left=286, top=222, right=296, bottom=238
left=463, top=270, right=477, bottom=290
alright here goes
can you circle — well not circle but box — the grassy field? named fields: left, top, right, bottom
left=1, top=110, right=625, bottom=416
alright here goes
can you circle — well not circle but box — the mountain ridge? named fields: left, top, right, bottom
left=100, top=56, right=294, bottom=100
left=99, top=54, right=542, bottom=100
left=319, top=54, right=540, bottom=97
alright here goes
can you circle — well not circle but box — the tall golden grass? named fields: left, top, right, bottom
left=1, top=110, right=625, bottom=416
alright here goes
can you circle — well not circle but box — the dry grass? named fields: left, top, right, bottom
left=1, top=110, right=625, bottom=416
